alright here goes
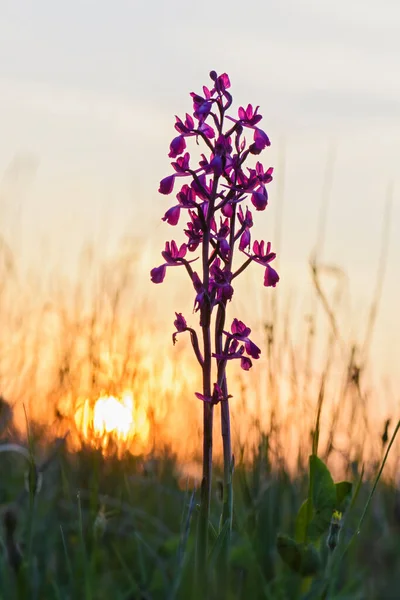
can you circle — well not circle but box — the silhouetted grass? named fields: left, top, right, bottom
left=1, top=428, right=400, bottom=599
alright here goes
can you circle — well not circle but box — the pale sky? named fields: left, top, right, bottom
left=0, top=0, right=399, bottom=388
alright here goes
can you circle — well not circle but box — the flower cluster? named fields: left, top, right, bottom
left=213, top=318, right=261, bottom=372
left=151, top=71, right=279, bottom=403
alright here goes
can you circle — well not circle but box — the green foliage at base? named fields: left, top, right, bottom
left=0, top=438, right=399, bottom=600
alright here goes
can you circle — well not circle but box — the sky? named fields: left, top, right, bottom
left=0, top=0, right=399, bottom=389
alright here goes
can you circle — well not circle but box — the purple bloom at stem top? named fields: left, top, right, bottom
left=151, top=69, right=279, bottom=391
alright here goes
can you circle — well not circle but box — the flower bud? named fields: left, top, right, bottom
left=327, top=510, right=342, bottom=552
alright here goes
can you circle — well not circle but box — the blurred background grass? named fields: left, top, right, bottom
left=1, top=423, right=400, bottom=598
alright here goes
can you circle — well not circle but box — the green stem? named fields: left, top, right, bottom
left=196, top=176, right=219, bottom=582
left=215, top=304, right=233, bottom=546
left=214, top=202, right=238, bottom=589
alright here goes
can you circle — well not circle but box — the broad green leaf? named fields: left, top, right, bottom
left=276, top=534, right=302, bottom=573
left=335, top=481, right=353, bottom=512
left=308, top=455, right=336, bottom=540
left=295, top=499, right=309, bottom=543
left=301, top=544, right=322, bottom=577
left=276, top=534, right=321, bottom=577
left=310, top=455, right=336, bottom=510
left=308, top=511, right=333, bottom=540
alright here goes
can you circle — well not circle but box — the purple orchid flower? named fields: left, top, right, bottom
left=251, top=186, right=268, bottom=211
left=213, top=337, right=254, bottom=371
left=174, top=113, right=195, bottom=135
left=190, top=92, right=212, bottom=123
left=195, top=383, right=232, bottom=405
left=249, top=128, right=271, bottom=154
left=192, top=271, right=206, bottom=312
left=209, top=260, right=233, bottom=303
left=162, top=240, right=188, bottom=263
left=238, top=104, right=263, bottom=126
left=168, top=135, right=187, bottom=158
left=245, top=240, right=280, bottom=288
left=184, top=210, right=204, bottom=251
left=159, top=175, right=176, bottom=195
left=211, top=217, right=231, bottom=260
left=237, top=206, right=253, bottom=251
left=229, top=318, right=261, bottom=359
left=151, top=72, right=280, bottom=553
left=162, top=184, right=198, bottom=226
left=212, top=319, right=261, bottom=370
left=172, top=312, right=187, bottom=344
left=151, top=241, right=196, bottom=284
left=171, top=152, right=191, bottom=174
left=174, top=312, right=187, bottom=332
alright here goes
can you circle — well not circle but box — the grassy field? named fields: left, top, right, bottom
left=1, top=422, right=400, bottom=600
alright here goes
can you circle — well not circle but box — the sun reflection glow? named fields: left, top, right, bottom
left=75, top=391, right=150, bottom=452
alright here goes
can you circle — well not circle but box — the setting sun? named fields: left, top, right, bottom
left=74, top=391, right=150, bottom=451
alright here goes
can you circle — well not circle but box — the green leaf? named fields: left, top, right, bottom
left=159, top=535, right=180, bottom=557
left=295, top=499, right=309, bottom=543
left=230, top=543, right=255, bottom=570
left=335, top=481, right=353, bottom=512
left=276, top=534, right=321, bottom=577
left=308, top=455, right=336, bottom=540
left=310, top=455, right=336, bottom=510
left=277, top=534, right=302, bottom=573
left=301, top=544, right=322, bottom=577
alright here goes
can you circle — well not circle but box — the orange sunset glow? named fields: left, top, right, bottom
left=74, top=391, right=150, bottom=453
left=0, top=232, right=395, bottom=480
